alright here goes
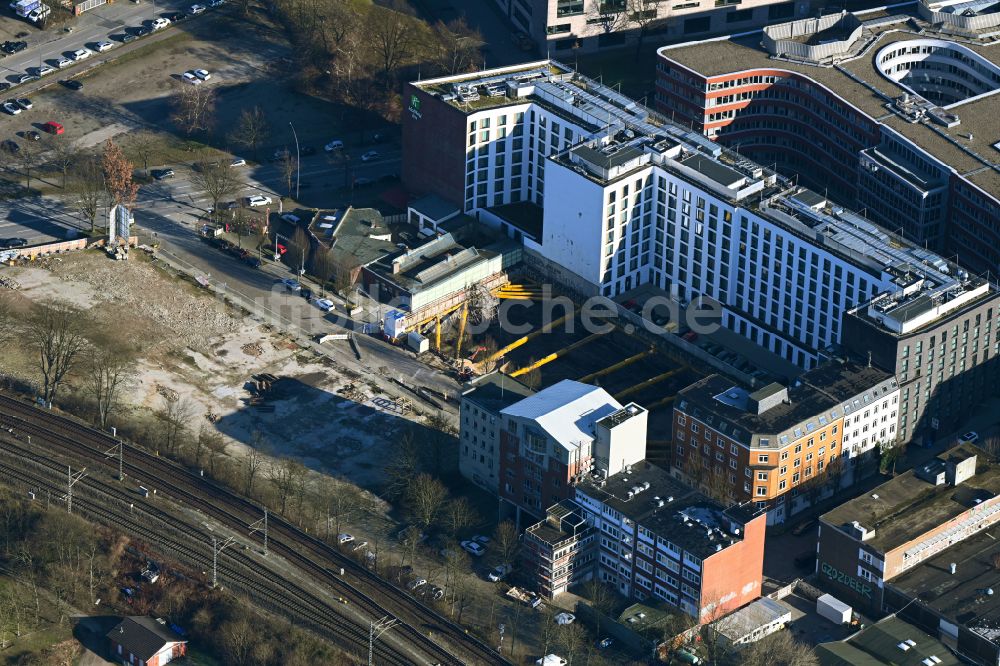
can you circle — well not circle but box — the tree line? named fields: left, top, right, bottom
left=268, top=0, right=483, bottom=119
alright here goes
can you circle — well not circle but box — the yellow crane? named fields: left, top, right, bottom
left=455, top=302, right=469, bottom=360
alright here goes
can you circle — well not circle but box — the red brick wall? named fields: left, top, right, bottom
left=401, top=84, right=467, bottom=207
left=699, top=512, right=766, bottom=619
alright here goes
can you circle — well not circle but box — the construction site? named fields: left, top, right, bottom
left=418, top=281, right=707, bottom=460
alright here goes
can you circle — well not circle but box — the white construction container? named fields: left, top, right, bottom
left=817, top=593, right=852, bottom=625
left=407, top=332, right=429, bottom=354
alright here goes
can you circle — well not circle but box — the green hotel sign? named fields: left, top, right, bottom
left=821, top=562, right=873, bottom=600
left=408, top=94, right=422, bottom=120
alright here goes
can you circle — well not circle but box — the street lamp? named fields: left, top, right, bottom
left=288, top=122, right=301, bottom=200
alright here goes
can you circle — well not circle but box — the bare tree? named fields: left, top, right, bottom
left=365, top=1, right=420, bottom=80
left=191, top=160, right=242, bottom=223
left=286, top=226, right=310, bottom=275
left=0, top=292, right=14, bottom=346
left=23, top=302, right=88, bottom=404
left=557, top=622, right=588, bottom=665
left=171, top=85, right=217, bottom=136
left=267, top=457, right=308, bottom=515
left=244, top=434, right=267, bottom=496
left=49, top=141, right=79, bottom=190
left=405, top=473, right=448, bottom=530
left=127, top=131, right=158, bottom=179
left=70, top=157, right=105, bottom=233
left=156, top=395, right=195, bottom=457
left=86, top=337, right=136, bottom=428
left=442, top=497, right=479, bottom=539
left=627, top=0, right=667, bottom=55
left=278, top=150, right=296, bottom=198
left=433, top=18, right=482, bottom=75
left=741, top=629, right=818, bottom=666
left=587, top=0, right=630, bottom=35
left=384, top=430, right=422, bottom=501
left=494, top=520, right=520, bottom=570
left=318, top=477, right=369, bottom=538
left=228, top=106, right=270, bottom=161
left=202, top=429, right=229, bottom=475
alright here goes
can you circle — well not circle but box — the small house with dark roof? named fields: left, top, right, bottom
left=107, top=616, right=187, bottom=666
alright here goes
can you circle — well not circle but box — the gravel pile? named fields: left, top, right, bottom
left=56, top=256, right=240, bottom=348
left=0, top=276, right=20, bottom=290
left=241, top=343, right=264, bottom=357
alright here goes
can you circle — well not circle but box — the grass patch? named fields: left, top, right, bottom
left=0, top=576, right=74, bottom=664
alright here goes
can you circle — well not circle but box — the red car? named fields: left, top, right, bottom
left=41, top=121, right=64, bottom=135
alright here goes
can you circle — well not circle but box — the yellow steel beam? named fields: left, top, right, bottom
left=508, top=332, right=603, bottom=377
left=455, top=302, right=469, bottom=360
left=613, top=368, right=683, bottom=400
left=645, top=395, right=677, bottom=411
left=435, top=315, right=441, bottom=352
left=485, top=308, right=578, bottom=364
left=577, top=349, right=652, bottom=384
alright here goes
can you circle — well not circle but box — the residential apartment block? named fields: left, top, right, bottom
left=490, top=0, right=811, bottom=54
left=817, top=442, right=1000, bottom=665
left=656, top=3, right=1000, bottom=276
left=524, top=461, right=767, bottom=620
left=459, top=373, right=535, bottom=494
left=673, top=360, right=899, bottom=523
left=498, top=379, right=647, bottom=522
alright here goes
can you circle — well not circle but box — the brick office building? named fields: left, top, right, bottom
left=499, top=379, right=647, bottom=523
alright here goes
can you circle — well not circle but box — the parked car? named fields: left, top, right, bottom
left=16, top=73, right=38, bottom=85
left=152, top=168, right=175, bottom=180
left=337, top=533, right=354, bottom=544
left=2, top=101, right=21, bottom=115
left=41, top=121, right=64, bottom=135
left=95, top=40, right=114, bottom=52
left=0, top=238, right=27, bottom=248
left=314, top=298, right=334, bottom=312
left=460, top=540, right=485, bottom=557
left=61, top=79, right=83, bottom=90
left=959, top=431, right=979, bottom=444
left=281, top=278, right=301, bottom=292
left=189, top=3, right=206, bottom=13
left=597, top=638, right=613, bottom=649
left=360, top=150, right=379, bottom=162
left=229, top=158, right=246, bottom=167
left=247, top=195, right=272, bottom=207
left=487, top=564, right=511, bottom=582
left=134, top=26, right=151, bottom=36
left=121, top=33, right=138, bottom=43
left=151, top=17, right=171, bottom=30
left=0, top=139, right=19, bottom=154
left=37, top=65, right=54, bottom=76
left=473, top=535, right=490, bottom=545
left=353, top=177, right=373, bottom=187
left=182, top=71, right=201, bottom=85
left=406, top=578, right=427, bottom=591
left=299, top=287, right=313, bottom=301
left=70, top=48, right=92, bottom=61
left=15, top=97, right=32, bottom=110
left=324, top=139, right=344, bottom=152
left=791, top=518, right=816, bottom=537
left=555, top=612, right=575, bottom=625
left=24, top=130, right=40, bottom=141
left=428, top=586, right=444, bottom=600
left=193, top=68, right=211, bottom=80
left=56, top=57, right=73, bottom=68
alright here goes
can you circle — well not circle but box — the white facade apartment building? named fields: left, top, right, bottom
left=542, top=130, right=990, bottom=369
left=840, top=379, right=901, bottom=476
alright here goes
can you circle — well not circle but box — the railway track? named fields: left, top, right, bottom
left=0, top=438, right=415, bottom=666
left=0, top=393, right=507, bottom=666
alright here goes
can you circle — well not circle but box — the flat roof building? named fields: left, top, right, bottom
left=816, top=615, right=960, bottom=666
left=818, top=444, right=1000, bottom=631
left=656, top=4, right=1000, bottom=276
left=674, top=360, right=898, bottom=524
